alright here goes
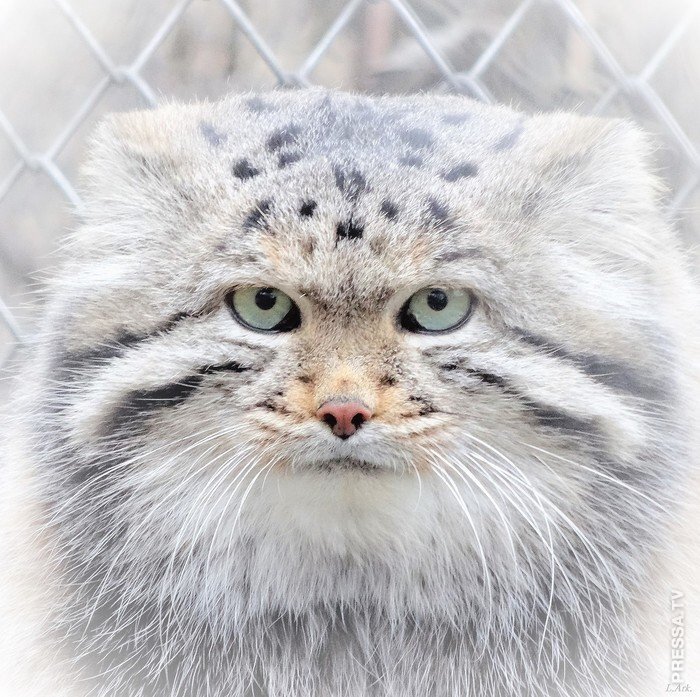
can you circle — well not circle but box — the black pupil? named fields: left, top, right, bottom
left=426, top=289, right=448, bottom=312
left=255, top=288, right=277, bottom=311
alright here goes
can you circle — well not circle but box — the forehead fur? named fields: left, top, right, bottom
left=70, top=88, right=665, bottom=323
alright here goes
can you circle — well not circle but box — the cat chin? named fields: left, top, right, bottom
left=243, top=465, right=434, bottom=548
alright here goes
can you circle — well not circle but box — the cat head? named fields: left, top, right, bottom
left=36, top=90, right=690, bottom=655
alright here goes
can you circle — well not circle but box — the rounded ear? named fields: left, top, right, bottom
left=81, top=108, right=193, bottom=206
left=74, top=103, right=222, bottom=262
left=518, top=113, right=672, bottom=263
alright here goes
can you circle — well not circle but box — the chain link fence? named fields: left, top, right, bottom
left=1, top=0, right=699, bottom=369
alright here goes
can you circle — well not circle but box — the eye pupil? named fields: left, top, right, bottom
left=255, top=288, right=277, bottom=311
left=426, top=289, right=448, bottom=311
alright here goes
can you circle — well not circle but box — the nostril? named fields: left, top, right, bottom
left=323, top=413, right=338, bottom=429
left=350, top=412, right=366, bottom=429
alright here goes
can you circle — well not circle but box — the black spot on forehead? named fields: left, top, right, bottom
left=442, top=162, right=479, bottom=182
left=266, top=124, right=302, bottom=152
left=493, top=121, right=524, bottom=151
left=399, top=154, right=423, bottom=168
left=333, top=165, right=367, bottom=202
left=233, top=159, right=261, bottom=180
left=199, top=121, right=226, bottom=147
left=299, top=200, right=317, bottom=217
left=278, top=151, right=303, bottom=168
left=398, top=127, right=434, bottom=150
left=426, top=197, right=451, bottom=224
left=247, top=96, right=276, bottom=113
left=380, top=200, right=399, bottom=221
left=243, top=199, right=272, bottom=230
left=336, top=219, right=364, bottom=241
left=441, top=112, right=472, bottom=125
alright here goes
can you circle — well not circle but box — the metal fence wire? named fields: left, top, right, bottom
left=1, top=0, right=699, bottom=366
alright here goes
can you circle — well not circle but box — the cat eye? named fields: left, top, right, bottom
left=399, top=287, right=473, bottom=333
left=227, top=287, right=301, bottom=332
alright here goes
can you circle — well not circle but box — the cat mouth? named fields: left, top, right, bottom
left=312, top=458, right=380, bottom=472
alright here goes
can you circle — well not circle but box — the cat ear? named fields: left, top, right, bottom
left=519, top=114, right=672, bottom=262
left=81, top=108, right=193, bottom=209
left=74, top=106, right=225, bottom=261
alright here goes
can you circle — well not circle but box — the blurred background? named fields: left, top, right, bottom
left=1, top=0, right=699, bottom=370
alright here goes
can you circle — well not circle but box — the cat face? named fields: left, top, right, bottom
left=41, top=91, right=685, bottom=653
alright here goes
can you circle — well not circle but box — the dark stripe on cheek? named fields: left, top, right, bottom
left=107, top=375, right=204, bottom=433
left=54, top=312, right=192, bottom=382
left=513, top=328, right=667, bottom=402
left=104, top=361, right=254, bottom=434
left=201, top=361, right=250, bottom=375
left=521, top=399, right=597, bottom=438
left=463, top=368, right=506, bottom=388
left=55, top=341, right=132, bottom=381
left=439, top=363, right=598, bottom=438
left=597, top=457, right=645, bottom=485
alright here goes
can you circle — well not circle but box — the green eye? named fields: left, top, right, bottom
left=227, top=287, right=301, bottom=332
left=400, top=287, right=473, bottom=333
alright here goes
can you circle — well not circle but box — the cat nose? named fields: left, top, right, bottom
left=316, top=399, right=373, bottom=439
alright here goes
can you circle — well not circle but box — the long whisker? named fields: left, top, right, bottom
left=430, top=443, right=519, bottom=566
left=461, top=433, right=624, bottom=601
left=427, top=459, right=494, bottom=658
left=520, top=440, right=665, bottom=512
left=433, top=440, right=573, bottom=671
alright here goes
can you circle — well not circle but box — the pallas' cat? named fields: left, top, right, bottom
left=2, top=89, right=699, bottom=697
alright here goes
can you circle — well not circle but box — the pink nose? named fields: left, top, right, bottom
left=316, top=399, right=373, bottom=439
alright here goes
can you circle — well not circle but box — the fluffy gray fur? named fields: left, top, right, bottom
left=2, top=89, right=699, bottom=697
